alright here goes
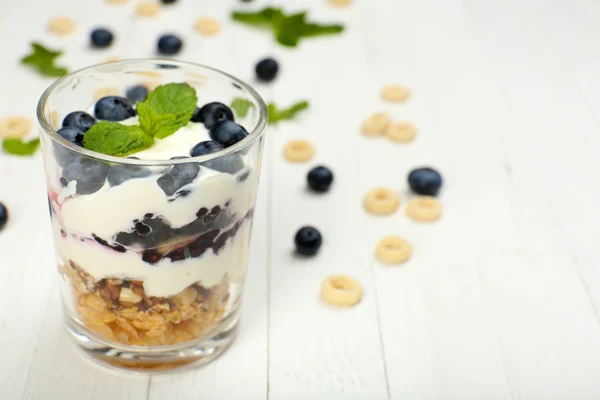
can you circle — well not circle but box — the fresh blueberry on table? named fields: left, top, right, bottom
left=62, top=111, right=96, bottom=132
left=408, top=167, right=443, bottom=196
left=294, top=226, right=322, bottom=256
left=157, top=157, right=200, bottom=196
left=90, top=28, right=114, bottom=48
left=209, top=120, right=248, bottom=148
left=195, top=102, right=234, bottom=129
left=61, top=157, right=110, bottom=195
left=94, top=96, right=136, bottom=121
left=307, top=166, right=334, bottom=193
left=157, top=34, right=183, bottom=55
left=255, top=58, right=279, bottom=82
left=125, top=85, right=149, bottom=103
left=57, top=127, right=84, bottom=146
left=0, top=202, right=8, bottom=231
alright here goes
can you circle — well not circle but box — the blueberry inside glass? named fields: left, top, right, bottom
left=37, top=59, right=267, bottom=370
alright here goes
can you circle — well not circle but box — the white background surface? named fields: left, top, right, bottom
left=1, top=0, right=600, bottom=399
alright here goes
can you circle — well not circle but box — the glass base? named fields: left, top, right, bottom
left=66, top=311, right=239, bottom=373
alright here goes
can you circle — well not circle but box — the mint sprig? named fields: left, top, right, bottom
left=232, top=7, right=344, bottom=47
left=84, top=122, right=153, bottom=156
left=21, top=42, right=68, bottom=77
left=230, top=98, right=254, bottom=118
left=268, top=101, right=309, bottom=124
left=137, top=83, right=197, bottom=138
left=2, top=138, right=40, bottom=156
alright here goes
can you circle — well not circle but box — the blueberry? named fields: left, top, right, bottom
left=408, top=167, right=443, bottom=196
left=307, top=166, right=334, bottom=193
left=94, top=96, right=136, bottom=121
left=195, top=102, right=234, bottom=129
left=210, top=121, right=248, bottom=148
left=107, top=163, right=152, bottom=187
left=61, top=157, right=110, bottom=195
left=161, top=0, right=177, bottom=4
left=0, top=202, right=8, bottom=231
left=189, top=140, right=244, bottom=173
left=90, top=28, right=114, bottom=48
left=125, top=85, right=149, bottom=103
left=157, top=34, right=183, bottom=55
left=190, top=140, right=223, bottom=157
left=62, top=111, right=96, bottom=132
left=57, top=127, right=85, bottom=146
left=255, top=58, right=279, bottom=82
left=294, top=226, right=322, bottom=256
left=157, top=157, right=200, bottom=196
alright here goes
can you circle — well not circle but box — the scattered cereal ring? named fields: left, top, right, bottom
left=381, top=84, right=411, bottom=103
left=94, top=87, right=120, bottom=100
left=329, top=0, right=351, bottom=6
left=136, top=2, right=160, bottom=17
left=321, top=275, right=363, bottom=307
left=0, top=117, right=31, bottom=139
left=385, top=121, right=416, bottom=143
left=375, top=236, right=412, bottom=265
left=363, top=188, right=400, bottom=215
left=283, top=140, right=315, bottom=162
left=194, top=17, right=221, bottom=36
left=361, top=112, right=391, bottom=136
left=48, top=16, right=76, bottom=35
left=406, top=196, right=442, bottom=222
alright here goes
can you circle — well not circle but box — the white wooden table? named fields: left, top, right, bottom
left=2, top=0, right=600, bottom=398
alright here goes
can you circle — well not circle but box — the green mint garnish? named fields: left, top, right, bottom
left=137, top=83, right=198, bottom=138
left=2, top=138, right=40, bottom=156
left=230, top=98, right=254, bottom=118
left=232, top=7, right=344, bottom=47
left=268, top=101, right=309, bottom=124
left=21, top=42, right=68, bottom=77
left=84, top=122, right=154, bottom=156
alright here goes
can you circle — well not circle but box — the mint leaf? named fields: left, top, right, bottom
left=230, top=98, right=254, bottom=118
left=268, top=101, right=309, bottom=124
left=21, top=42, right=68, bottom=77
left=137, top=83, right=197, bottom=138
left=231, top=7, right=344, bottom=47
left=2, top=138, right=40, bottom=156
left=84, top=122, right=153, bottom=156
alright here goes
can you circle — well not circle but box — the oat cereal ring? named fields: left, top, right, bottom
left=194, top=18, right=221, bottom=36
left=406, top=196, right=442, bottom=222
left=283, top=140, right=315, bottom=162
left=0, top=117, right=31, bottom=139
left=381, top=84, right=411, bottom=103
left=136, top=2, right=160, bottom=17
left=361, top=112, right=391, bottom=136
left=363, top=188, right=400, bottom=215
left=385, top=121, right=416, bottom=143
left=375, top=236, right=412, bottom=265
left=48, top=16, right=76, bottom=35
left=94, top=87, right=120, bottom=100
left=321, top=275, right=363, bottom=307
left=329, top=0, right=351, bottom=7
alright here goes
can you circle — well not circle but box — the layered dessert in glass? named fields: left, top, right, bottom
left=37, top=60, right=267, bottom=370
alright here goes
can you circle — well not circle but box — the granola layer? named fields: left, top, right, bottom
left=60, top=261, right=230, bottom=346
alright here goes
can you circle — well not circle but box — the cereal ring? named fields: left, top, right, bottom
left=329, top=0, right=351, bottom=7
left=194, top=18, right=221, bottom=36
left=48, top=16, right=76, bottom=35
left=94, top=87, right=120, bottom=100
left=361, top=112, right=391, bottom=136
left=103, top=56, right=121, bottom=63
left=375, top=236, right=412, bottom=265
left=283, top=140, right=315, bottom=162
left=106, top=0, right=129, bottom=4
left=363, top=188, right=400, bottom=215
left=385, top=121, right=416, bottom=143
left=136, top=2, right=160, bottom=17
left=406, top=196, right=442, bottom=222
left=0, top=117, right=31, bottom=139
left=381, top=84, right=411, bottom=103
left=321, top=275, right=363, bottom=307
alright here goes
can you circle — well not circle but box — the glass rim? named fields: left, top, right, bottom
left=36, top=58, right=268, bottom=166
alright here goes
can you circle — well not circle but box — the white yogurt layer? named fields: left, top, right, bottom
left=53, top=121, right=256, bottom=298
